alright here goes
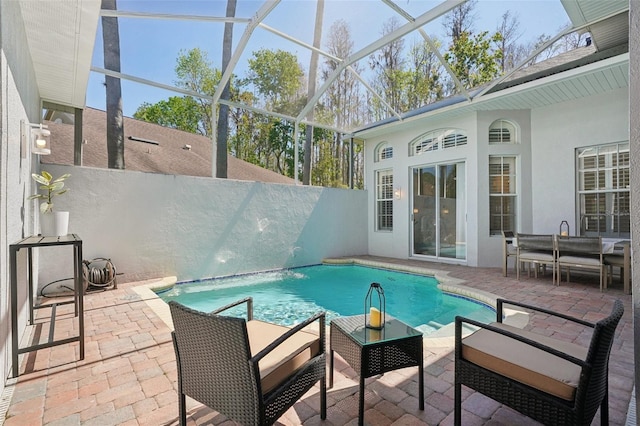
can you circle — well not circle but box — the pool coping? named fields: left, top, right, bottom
left=134, top=258, right=529, bottom=348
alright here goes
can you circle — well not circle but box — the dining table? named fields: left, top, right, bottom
left=511, top=236, right=631, bottom=294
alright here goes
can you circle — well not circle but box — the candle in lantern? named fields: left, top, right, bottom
left=35, top=138, right=46, bottom=148
left=369, top=328, right=381, bottom=341
left=369, top=307, right=381, bottom=328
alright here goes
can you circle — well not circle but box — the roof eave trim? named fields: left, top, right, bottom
left=354, top=52, right=629, bottom=139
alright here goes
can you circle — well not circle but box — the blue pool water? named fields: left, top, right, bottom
left=158, top=264, right=495, bottom=334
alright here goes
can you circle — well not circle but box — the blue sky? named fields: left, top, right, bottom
left=86, top=0, right=571, bottom=117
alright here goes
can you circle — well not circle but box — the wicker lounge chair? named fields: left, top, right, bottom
left=169, top=298, right=327, bottom=425
left=454, top=298, right=624, bottom=426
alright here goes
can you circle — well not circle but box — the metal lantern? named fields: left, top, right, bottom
left=364, top=282, right=385, bottom=329
left=560, top=220, right=570, bottom=236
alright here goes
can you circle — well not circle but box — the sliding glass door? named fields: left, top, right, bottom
left=412, top=162, right=466, bottom=259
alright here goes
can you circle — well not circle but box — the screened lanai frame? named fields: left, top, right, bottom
left=87, top=0, right=627, bottom=182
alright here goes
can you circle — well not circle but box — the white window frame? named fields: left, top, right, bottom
left=410, top=129, right=467, bottom=156
left=577, top=142, right=630, bottom=238
left=376, top=169, right=393, bottom=231
left=374, top=142, right=393, bottom=162
left=489, top=119, right=518, bottom=144
left=489, top=156, right=517, bottom=236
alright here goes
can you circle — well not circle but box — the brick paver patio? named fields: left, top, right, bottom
left=3, top=256, right=634, bottom=425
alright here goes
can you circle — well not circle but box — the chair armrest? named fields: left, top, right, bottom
left=455, top=316, right=589, bottom=369
left=251, top=312, right=326, bottom=364
left=211, top=297, right=253, bottom=320
left=496, top=298, right=595, bottom=328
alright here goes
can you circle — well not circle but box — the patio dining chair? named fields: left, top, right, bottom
left=556, top=235, right=605, bottom=290
left=169, top=298, right=327, bottom=426
left=454, top=298, right=624, bottom=426
left=515, top=233, right=556, bottom=282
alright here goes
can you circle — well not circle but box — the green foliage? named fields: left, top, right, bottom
left=267, top=119, right=294, bottom=175
left=444, top=31, right=504, bottom=89
left=175, top=48, right=218, bottom=96
left=134, top=96, right=202, bottom=134
left=28, top=171, right=70, bottom=214
left=406, top=40, right=444, bottom=109
left=246, top=49, right=304, bottom=108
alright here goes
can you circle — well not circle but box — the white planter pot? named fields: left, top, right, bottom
left=40, top=211, right=69, bottom=237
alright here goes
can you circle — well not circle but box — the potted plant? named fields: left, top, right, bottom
left=28, top=171, right=71, bottom=236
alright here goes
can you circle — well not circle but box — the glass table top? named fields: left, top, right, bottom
left=331, top=314, right=422, bottom=346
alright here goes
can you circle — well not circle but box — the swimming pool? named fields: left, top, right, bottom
left=158, top=264, right=494, bottom=334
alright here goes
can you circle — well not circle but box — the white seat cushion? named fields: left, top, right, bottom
left=557, top=255, right=601, bottom=267
left=461, top=322, right=587, bottom=401
left=247, top=320, right=320, bottom=393
left=519, top=251, right=554, bottom=262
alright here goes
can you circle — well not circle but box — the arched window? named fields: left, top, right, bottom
left=375, top=142, right=393, bottom=162
left=489, top=119, right=518, bottom=144
left=410, top=129, right=467, bottom=156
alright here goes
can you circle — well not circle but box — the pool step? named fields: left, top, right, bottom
left=415, top=321, right=446, bottom=335
left=428, top=320, right=445, bottom=329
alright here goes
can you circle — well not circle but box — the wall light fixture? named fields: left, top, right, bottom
left=394, top=187, right=402, bottom=200
left=22, top=120, right=51, bottom=156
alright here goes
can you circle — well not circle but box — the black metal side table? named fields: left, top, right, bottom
left=9, top=234, right=84, bottom=377
left=330, top=314, right=424, bottom=426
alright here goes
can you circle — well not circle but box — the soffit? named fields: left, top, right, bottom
left=561, top=0, right=629, bottom=51
left=354, top=53, right=629, bottom=139
left=19, top=0, right=101, bottom=109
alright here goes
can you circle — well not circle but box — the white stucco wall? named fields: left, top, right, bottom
left=1, top=0, right=40, bottom=390
left=366, top=113, right=478, bottom=264
left=363, top=86, right=628, bottom=270
left=36, top=165, right=369, bottom=289
left=531, top=87, right=629, bottom=235
left=477, top=109, right=532, bottom=267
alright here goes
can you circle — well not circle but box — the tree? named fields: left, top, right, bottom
left=134, top=48, right=227, bottom=140
left=406, top=38, right=444, bottom=109
left=496, top=10, right=525, bottom=72
left=442, top=0, right=477, bottom=41
left=246, top=49, right=304, bottom=110
left=244, top=49, right=304, bottom=177
left=174, top=48, right=219, bottom=136
left=133, top=97, right=201, bottom=133
left=369, top=17, right=406, bottom=114
left=444, top=31, right=503, bottom=89
left=101, top=0, right=125, bottom=169
left=216, top=0, right=237, bottom=179
left=303, top=0, right=324, bottom=185
left=267, top=119, right=294, bottom=176
left=321, top=19, right=364, bottom=187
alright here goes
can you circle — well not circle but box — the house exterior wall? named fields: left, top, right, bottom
left=364, top=87, right=628, bottom=269
left=0, top=0, right=40, bottom=391
left=531, top=87, right=629, bottom=235
left=629, top=0, right=640, bottom=411
left=477, top=109, right=532, bottom=267
left=37, top=165, right=369, bottom=288
left=366, top=113, right=479, bottom=263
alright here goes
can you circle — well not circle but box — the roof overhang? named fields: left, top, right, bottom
left=19, top=0, right=101, bottom=109
left=354, top=52, right=629, bottom=139
left=561, top=0, right=629, bottom=51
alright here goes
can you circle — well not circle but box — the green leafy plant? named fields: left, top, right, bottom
left=28, top=171, right=71, bottom=214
